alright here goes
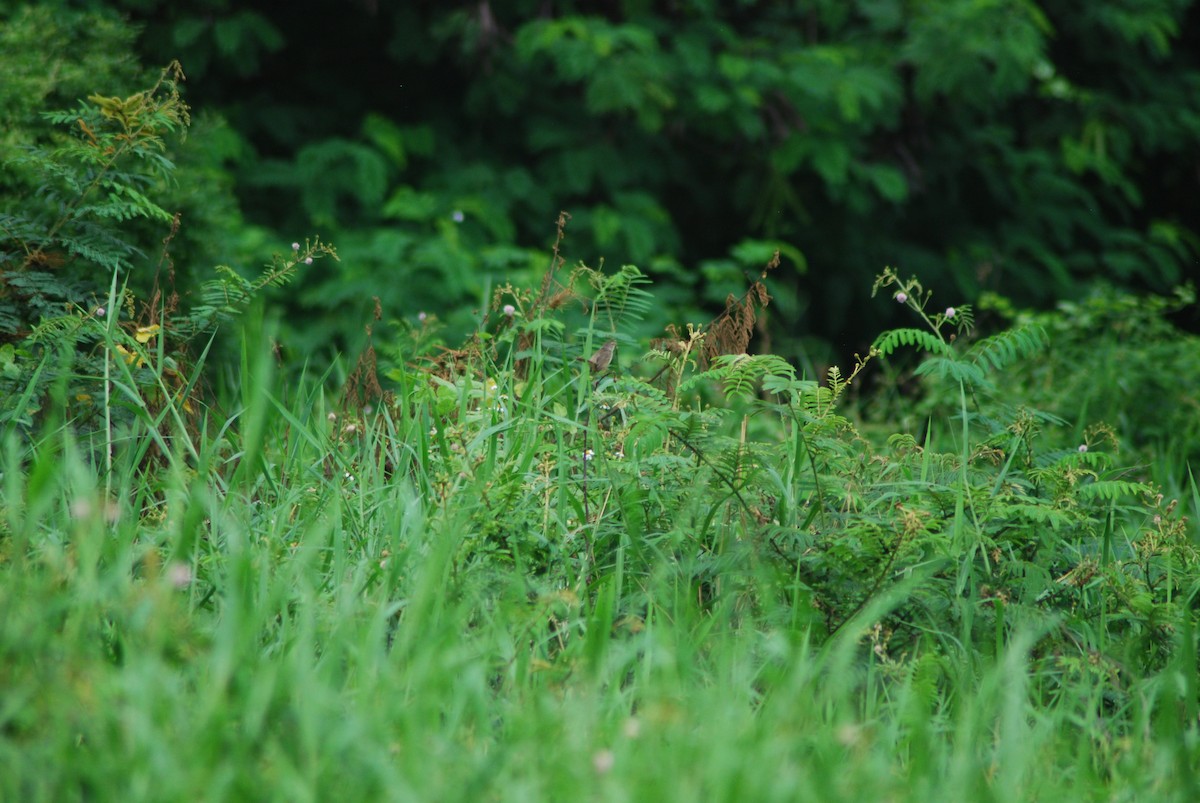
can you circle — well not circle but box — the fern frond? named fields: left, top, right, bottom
left=1048, top=449, right=1114, bottom=471
left=87, top=184, right=174, bottom=224
left=187, top=266, right=254, bottom=323
left=1077, top=480, right=1154, bottom=502
left=872, top=327, right=953, bottom=358
left=968, top=324, right=1048, bottom=373
left=594, top=264, right=655, bottom=325
left=1000, top=501, right=1078, bottom=529
left=3, top=270, right=81, bottom=301
left=0, top=304, right=20, bottom=335
left=679, top=353, right=796, bottom=401
left=182, top=253, right=308, bottom=337
left=677, top=366, right=723, bottom=396
left=720, top=356, right=760, bottom=401
left=60, top=224, right=140, bottom=272
left=28, top=312, right=89, bottom=345
left=714, top=443, right=759, bottom=483
left=913, top=356, right=990, bottom=388
left=673, top=410, right=708, bottom=444
left=762, top=375, right=818, bottom=399
left=795, top=384, right=840, bottom=419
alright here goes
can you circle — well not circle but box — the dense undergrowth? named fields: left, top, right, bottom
left=2, top=63, right=1200, bottom=803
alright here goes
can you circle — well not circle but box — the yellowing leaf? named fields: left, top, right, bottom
left=135, top=325, right=161, bottom=343
left=114, top=344, right=143, bottom=367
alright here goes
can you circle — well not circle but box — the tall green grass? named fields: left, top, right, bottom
left=3, top=300, right=1198, bottom=802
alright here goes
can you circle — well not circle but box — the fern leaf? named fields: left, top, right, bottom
left=1077, top=480, right=1154, bottom=502
left=1001, top=502, right=1078, bottom=530
left=1048, top=449, right=1114, bottom=471
left=595, top=264, right=655, bottom=325
left=872, top=327, right=953, bottom=358
left=913, top=356, right=990, bottom=387
left=968, top=324, right=1048, bottom=373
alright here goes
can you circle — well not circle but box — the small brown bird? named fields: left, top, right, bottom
left=586, top=339, right=617, bottom=373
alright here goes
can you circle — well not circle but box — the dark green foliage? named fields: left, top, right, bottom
left=99, top=0, right=1200, bottom=358
left=0, top=4, right=252, bottom=353
left=873, top=273, right=1200, bottom=474
left=0, top=4, right=141, bottom=150
left=0, top=54, right=331, bottom=441
left=0, top=61, right=190, bottom=429
left=990, top=284, right=1200, bottom=460
left=0, top=6, right=143, bottom=346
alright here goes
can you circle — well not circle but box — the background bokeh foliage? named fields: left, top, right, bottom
left=5, top=0, right=1200, bottom=359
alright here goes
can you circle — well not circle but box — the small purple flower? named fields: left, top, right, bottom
left=503, top=304, right=516, bottom=317
left=418, top=311, right=427, bottom=323
left=304, top=257, right=313, bottom=265
left=1078, top=444, right=1088, bottom=453
left=452, top=210, right=465, bottom=223
left=945, top=307, right=956, bottom=319
left=291, top=242, right=300, bottom=251
left=95, top=306, right=106, bottom=317
left=895, top=292, right=908, bottom=304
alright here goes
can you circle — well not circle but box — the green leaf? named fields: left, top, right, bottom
left=383, top=186, right=439, bottom=222
left=872, top=328, right=953, bottom=358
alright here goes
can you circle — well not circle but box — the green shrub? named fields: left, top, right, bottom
left=0, top=61, right=334, bottom=450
